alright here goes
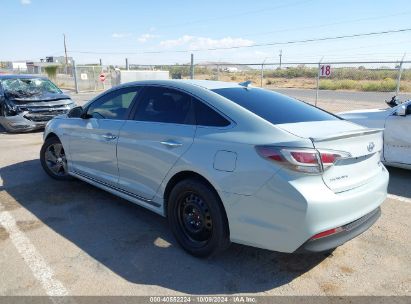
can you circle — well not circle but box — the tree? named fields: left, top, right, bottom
left=44, top=65, right=59, bottom=80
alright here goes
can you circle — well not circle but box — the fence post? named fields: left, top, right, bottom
left=190, top=53, right=194, bottom=79
left=395, top=56, right=405, bottom=96
left=72, top=60, right=79, bottom=94
left=217, top=64, right=220, bottom=81
left=93, top=66, right=97, bottom=91
left=125, top=58, right=129, bottom=70
left=260, top=64, right=264, bottom=87
left=315, top=62, right=320, bottom=107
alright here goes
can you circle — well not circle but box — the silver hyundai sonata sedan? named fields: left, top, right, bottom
left=40, top=80, right=388, bottom=257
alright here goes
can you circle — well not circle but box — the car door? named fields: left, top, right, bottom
left=67, top=86, right=140, bottom=185
left=383, top=102, right=411, bottom=165
left=116, top=86, right=196, bottom=200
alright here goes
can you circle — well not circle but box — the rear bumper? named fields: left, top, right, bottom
left=295, top=207, right=381, bottom=253
left=221, top=164, right=389, bottom=253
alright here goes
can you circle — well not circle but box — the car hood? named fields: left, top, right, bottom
left=338, top=108, right=388, bottom=115
left=8, top=96, right=73, bottom=107
left=8, top=92, right=72, bottom=104
left=338, top=108, right=391, bottom=121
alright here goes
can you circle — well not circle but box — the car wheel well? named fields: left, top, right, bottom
left=164, top=171, right=228, bottom=222
left=45, top=132, right=59, bottom=141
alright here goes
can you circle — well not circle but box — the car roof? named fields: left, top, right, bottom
left=117, top=79, right=245, bottom=91
left=0, top=74, right=49, bottom=80
left=177, top=80, right=243, bottom=90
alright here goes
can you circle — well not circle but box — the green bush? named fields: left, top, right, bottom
left=319, top=78, right=397, bottom=92
left=361, top=78, right=396, bottom=92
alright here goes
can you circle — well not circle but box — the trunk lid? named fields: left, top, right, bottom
left=277, top=121, right=384, bottom=193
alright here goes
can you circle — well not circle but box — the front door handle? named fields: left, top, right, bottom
left=160, top=140, right=183, bottom=148
left=102, top=133, right=117, bottom=141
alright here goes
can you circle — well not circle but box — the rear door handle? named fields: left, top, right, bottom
left=160, top=140, right=183, bottom=148
left=102, top=133, right=117, bottom=140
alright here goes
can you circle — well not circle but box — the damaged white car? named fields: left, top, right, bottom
left=0, top=75, right=76, bottom=132
left=339, top=99, right=411, bottom=169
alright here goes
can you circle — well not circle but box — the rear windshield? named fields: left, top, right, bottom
left=212, top=87, right=339, bottom=124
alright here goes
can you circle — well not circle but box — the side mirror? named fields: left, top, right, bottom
left=68, top=106, right=84, bottom=118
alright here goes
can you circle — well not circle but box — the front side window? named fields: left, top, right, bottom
left=87, top=87, right=139, bottom=120
left=213, top=87, right=340, bottom=125
left=134, top=87, right=192, bottom=124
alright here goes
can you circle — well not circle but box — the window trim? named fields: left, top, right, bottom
left=129, top=84, right=235, bottom=128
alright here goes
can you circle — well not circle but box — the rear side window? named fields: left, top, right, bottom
left=212, top=88, right=339, bottom=124
left=193, top=98, right=230, bottom=127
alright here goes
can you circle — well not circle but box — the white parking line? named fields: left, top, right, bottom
left=387, top=194, right=411, bottom=204
left=0, top=210, right=69, bottom=297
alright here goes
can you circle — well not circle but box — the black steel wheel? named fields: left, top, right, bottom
left=177, top=191, right=213, bottom=245
left=168, top=178, right=230, bottom=257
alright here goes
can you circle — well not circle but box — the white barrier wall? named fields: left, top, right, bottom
left=116, top=70, right=169, bottom=84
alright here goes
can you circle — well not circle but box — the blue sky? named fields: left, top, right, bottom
left=2, top=0, right=411, bottom=65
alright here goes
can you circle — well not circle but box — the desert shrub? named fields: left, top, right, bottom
left=266, top=66, right=317, bottom=78
left=320, top=78, right=397, bottom=92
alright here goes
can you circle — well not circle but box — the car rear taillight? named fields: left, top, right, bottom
left=320, top=152, right=344, bottom=170
left=255, top=146, right=349, bottom=174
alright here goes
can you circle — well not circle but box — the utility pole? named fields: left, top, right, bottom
left=279, top=49, right=282, bottom=69
left=63, top=34, right=68, bottom=74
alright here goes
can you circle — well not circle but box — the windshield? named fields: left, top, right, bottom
left=1, top=78, right=62, bottom=99
left=213, top=87, right=340, bottom=125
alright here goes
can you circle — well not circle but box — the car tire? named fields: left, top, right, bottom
left=167, top=178, right=230, bottom=257
left=40, top=136, right=73, bottom=181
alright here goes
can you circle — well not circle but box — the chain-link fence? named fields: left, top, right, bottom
left=127, top=61, right=410, bottom=113
left=71, top=65, right=112, bottom=92
left=1, top=60, right=410, bottom=114
left=258, top=61, right=411, bottom=113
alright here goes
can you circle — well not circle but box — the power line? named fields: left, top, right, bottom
left=239, top=11, right=411, bottom=38
left=203, top=28, right=411, bottom=51
left=69, top=28, right=411, bottom=55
